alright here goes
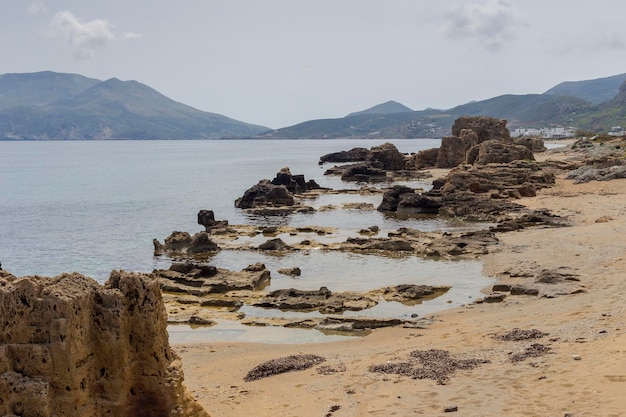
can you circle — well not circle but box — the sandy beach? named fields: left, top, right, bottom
left=174, top=146, right=626, bottom=417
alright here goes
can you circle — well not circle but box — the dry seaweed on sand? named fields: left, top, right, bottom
left=495, top=328, right=549, bottom=341
left=369, top=349, right=490, bottom=385
left=509, top=343, right=551, bottom=363
left=244, top=354, right=326, bottom=382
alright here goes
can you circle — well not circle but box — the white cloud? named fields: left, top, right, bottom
left=27, top=2, right=47, bottom=15
left=48, top=10, right=140, bottom=61
left=439, top=0, right=524, bottom=52
left=51, top=11, right=115, bottom=48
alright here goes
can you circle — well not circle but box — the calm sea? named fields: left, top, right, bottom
left=1, top=139, right=494, bottom=342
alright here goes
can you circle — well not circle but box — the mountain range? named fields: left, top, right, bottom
left=259, top=73, right=626, bottom=139
left=0, top=71, right=268, bottom=140
left=1, top=71, right=625, bottom=140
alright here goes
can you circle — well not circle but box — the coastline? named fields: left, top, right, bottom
left=173, top=149, right=626, bottom=416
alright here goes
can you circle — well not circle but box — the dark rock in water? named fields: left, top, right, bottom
left=254, top=287, right=378, bottom=314
left=197, top=210, right=230, bottom=231
left=319, top=147, right=371, bottom=164
left=370, top=142, right=407, bottom=170
left=197, top=209, right=216, bottom=229
left=156, top=262, right=271, bottom=295
left=377, top=185, right=414, bottom=211
left=155, top=231, right=220, bottom=255
left=169, top=262, right=218, bottom=278
left=269, top=167, right=322, bottom=193
left=235, top=167, right=321, bottom=210
left=235, top=179, right=295, bottom=209
left=323, top=143, right=409, bottom=182
left=278, top=267, right=302, bottom=277
left=340, top=162, right=387, bottom=182
left=258, top=238, right=294, bottom=251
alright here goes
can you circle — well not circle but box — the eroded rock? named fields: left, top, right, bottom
left=0, top=271, right=208, bottom=417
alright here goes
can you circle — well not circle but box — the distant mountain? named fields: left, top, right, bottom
left=573, top=80, right=626, bottom=131
left=543, top=73, right=626, bottom=104
left=346, top=100, right=413, bottom=117
left=0, top=71, right=100, bottom=110
left=0, top=72, right=268, bottom=140
left=258, top=73, right=626, bottom=139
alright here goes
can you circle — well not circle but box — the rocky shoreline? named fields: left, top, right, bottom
left=152, top=117, right=588, bottom=333
left=3, top=115, right=626, bottom=415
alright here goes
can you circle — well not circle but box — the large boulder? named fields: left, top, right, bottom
left=319, top=147, right=371, bottom=164
left=0, top=271, right=208, bottom=417
left=437, top=129, right=480, bottom=168
left=466, top=140, right=535, bottom=165
left=451, top=116, right=512, bottom=143
left=370, top=142, right=407, bottom=170
left=271, top=167, right=321, bottom=194
left=156, top=231, right=220, bottom=255
left=415, top=116, right=517, bottom=169
left=235, top=179, right=295, bottom=209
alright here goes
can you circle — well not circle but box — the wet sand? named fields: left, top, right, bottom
left=174, top=150, right=626, bottom=416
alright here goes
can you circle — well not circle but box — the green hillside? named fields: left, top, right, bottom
left=346, top=100, right=413, bottom=117
left=0, top=72, right=268, bottom=140
left=0, top=71, right=100, bottom=110
left=544, top=73, right=626, bottom=104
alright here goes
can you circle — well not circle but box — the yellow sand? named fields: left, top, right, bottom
left=175, top=152, right=626, bottom=417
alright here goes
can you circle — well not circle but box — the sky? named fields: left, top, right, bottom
left=1, top=0, right=626, bottom=129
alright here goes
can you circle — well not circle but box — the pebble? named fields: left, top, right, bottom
left=444, top=405, right=458, bottom=412
left=572, top=355, right=582, bottom=360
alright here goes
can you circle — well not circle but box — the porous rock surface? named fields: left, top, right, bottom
left=0, top=270, right=209, bottom=417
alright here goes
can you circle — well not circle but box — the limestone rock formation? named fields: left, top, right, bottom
left=413, top=116, right=527, bottom=169
left=234, top=179, right=295, bottom=209
left=156, top=262, right=271, bottom=295
left=235, top=168, right=321, bottom=211
left=154, top=231, right=220, bottom=256
left=0, top=270, right=209, bottom=417
left=322, top=142, right=411, bottom=182
left=451, top=116, right=511, bottom=143
left=466, top=140, right=534, bottom=165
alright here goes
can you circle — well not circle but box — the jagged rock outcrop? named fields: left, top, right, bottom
left=156, top=262, right=271, bottom=295
left=0, top=271, right=209, bottom=417
left=323, top=143, right=411, bottom=182
left=154, top=231, right=219, bottom=256
left=412, top=116, right=525, bottom=169
left=235, top=179, right=295, bottom=209
left=197, top=209, right=229, bottom=232
left=253, top=287, right=377, bottom=314
left=235, top=168, right=320, bottom=211
left=513, top=136, right=547, bottom=153
left=378, top=161, right=555, bottom=221
left=319, top=147, right=371, bottom=164
left=319, top=143, right=406, bottom=170
left=466, top=140, right=535, bottom=165
left=451, top=116, right=512, bottom=143
left=271, top=167, right=321, bottom=194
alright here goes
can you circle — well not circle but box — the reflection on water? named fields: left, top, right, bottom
left=166, top=250, right=494, bottom=344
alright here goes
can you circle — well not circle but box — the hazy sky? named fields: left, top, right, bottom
left=2, top=1, right=626, bottom=128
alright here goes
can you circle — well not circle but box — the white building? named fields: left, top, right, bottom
left=608, top=126, right=626, bottom=136
left=511, top=127, right=577, bottom=139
